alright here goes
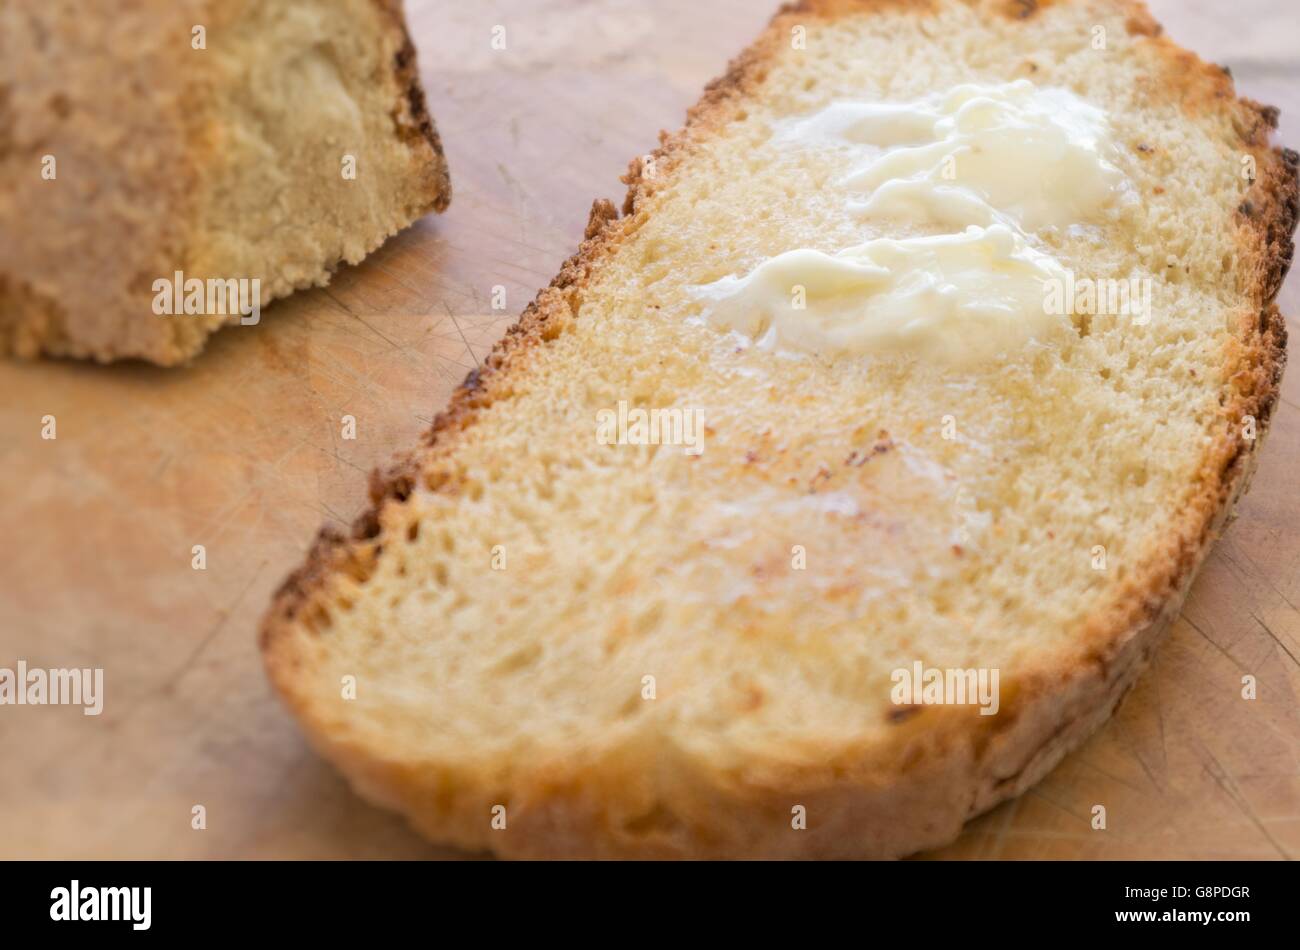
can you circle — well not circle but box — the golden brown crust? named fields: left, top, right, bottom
left=373, top=0, right=452, bottom=213
left=1241, top=142, right=1298, bottom=304
left=262, top=0, right=1296, bottom=858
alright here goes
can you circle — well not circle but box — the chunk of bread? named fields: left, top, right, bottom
left=262, top=0, right=1296, bottom=858
left=0, top=0, right=450, bottom=365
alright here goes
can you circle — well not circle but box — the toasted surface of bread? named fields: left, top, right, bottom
left=0, top=0, right=450, bottom=366
left=263, top=0, right=1296, bottom=858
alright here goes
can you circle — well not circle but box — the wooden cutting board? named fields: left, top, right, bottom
left=1, top=0, right=1297, bottom=860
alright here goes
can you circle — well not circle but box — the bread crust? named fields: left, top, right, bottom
left=262, top=0, right=1296, bottom=858
left=373, top=0, right=452, bottom=212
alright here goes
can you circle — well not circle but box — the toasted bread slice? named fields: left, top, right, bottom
left=0, top=0, right=449, bottom=365
left=262, top=0, right=1295, bottom=858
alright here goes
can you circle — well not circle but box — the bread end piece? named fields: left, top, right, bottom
left=0, top=0, right=450, bottom=366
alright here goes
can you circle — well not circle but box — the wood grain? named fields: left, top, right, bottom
left=0, top=0, right=1296, bottom=860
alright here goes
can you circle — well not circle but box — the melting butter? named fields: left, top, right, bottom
left=784, top=79, right=1128, bottom=232
left=696, top=81, right=1130, bottom=363
left=695, top=224, right=1073, bottom=365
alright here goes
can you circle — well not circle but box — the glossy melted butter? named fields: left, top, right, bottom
left=696, top=81, right=1129, bottom=363
left=789, top=80, right=1128, bottom=232
left=695, top=224, right=1073, bottom=365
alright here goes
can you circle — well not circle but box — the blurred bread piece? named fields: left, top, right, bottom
left=0, top=0, right=450, bottom=365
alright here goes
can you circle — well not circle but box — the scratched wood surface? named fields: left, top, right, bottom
left=0, top=0, right=1297, bottom=860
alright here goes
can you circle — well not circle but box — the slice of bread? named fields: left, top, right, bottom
left=0, top=0, right=450, bottom=365
left=262, top=0, right=1296, bottom=859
